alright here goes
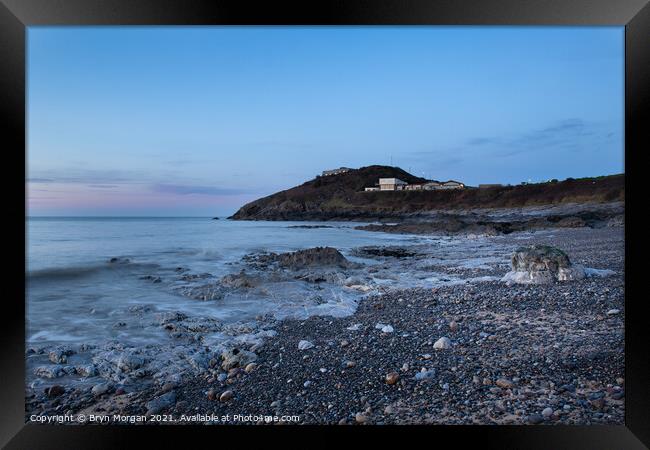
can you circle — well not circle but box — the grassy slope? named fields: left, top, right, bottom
left=230, top=166, right=624, bottom=220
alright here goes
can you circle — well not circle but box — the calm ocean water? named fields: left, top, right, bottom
left=26, top=217, right=424, bottom=347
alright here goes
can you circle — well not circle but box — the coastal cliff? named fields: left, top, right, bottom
left=229, top=166, right=624, bottom=221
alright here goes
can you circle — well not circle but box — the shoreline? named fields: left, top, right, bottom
left=25, top=226, right=624, bottom=425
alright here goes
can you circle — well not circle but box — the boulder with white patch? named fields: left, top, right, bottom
left=501, top=245, right=586, bottom=285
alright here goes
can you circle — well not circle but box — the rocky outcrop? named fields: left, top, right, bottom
left=278, top=247, right=351, bottom=270
left=501, top=245, right=586, bottom=284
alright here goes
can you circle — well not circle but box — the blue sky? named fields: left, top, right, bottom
left=27, top=26, right=624, bottom=216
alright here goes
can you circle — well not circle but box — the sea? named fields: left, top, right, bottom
left=26, top=217, right=433, bottom=350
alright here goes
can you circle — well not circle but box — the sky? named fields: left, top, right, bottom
left=27, top=26, right=624, bottom=217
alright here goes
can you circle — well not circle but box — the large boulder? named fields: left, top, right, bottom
left=501, top=245, right=586, bottom=284
left=278, top=247, right=350, bottom=270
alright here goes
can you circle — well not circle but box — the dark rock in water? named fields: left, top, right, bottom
left=139, top=275, right=162, bottom=283
left=278, top=247, right=350, bottom=270
left=108, top=257, right=130, bottom=264
left=220, top=271, right=260, bottom=289
left=45, top=385, right=65, bottom=397
left=288, top=225, right=335, bottom=229
left=502, top=245, right=586, bottom=284
left=353, top=246, right=418, bottom=258
left=212, top=217, right=219, bottom=220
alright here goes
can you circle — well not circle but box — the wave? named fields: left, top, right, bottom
left=27, top=259, right=159, bottom=282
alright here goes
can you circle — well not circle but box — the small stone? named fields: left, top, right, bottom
left=244, top=363, right=257, bottom=373
left=355, top=413, right=368, bottom=424
left=344, top=360, right=356, bottom=368
left=340, top=340, right=349, bottom=347
left=217, top=373, right=227, bottom=382
left=542, top=407, right=553, bottom=418
left=527, top=414, right=544, bottom=424
left=115, top=388, right=126, bottom=395
left=401, top=363, right=409, bottom=372
left=384, top=405, right=395, bottom=414
left=219, top=390, right=234, bottom=402
left=298, top=340, right=314, bottom=350
left=496, top=378, right=514, bottom=389
left=606, top=309, right=620, bottom=315
left=433, top=337, right=451, bottom=350
left=472, top=375, right=481, bottom=384
left=91, top=383, right=112, bottom=396
left=207, top=389, right=217, bottom=400
left=449, top=321, right=459, bottom=332
left=304, top=380, right=312, bottom=388
left=616, top=377, right=624, bottom=385
left=45, top=385, right=65, bottom=397
left=385, top=372, right=400, bottom=385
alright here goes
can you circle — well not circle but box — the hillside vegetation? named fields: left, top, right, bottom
left=230, top=166, right=624, bottom=221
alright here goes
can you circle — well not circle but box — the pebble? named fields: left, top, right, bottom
left=433, top=337, right=452, bottom=350
left=495, top=378, right=514, bottom=389
left=298, top=340, right=314, bottom=350
left=340, top=340, right=350, bottom=347
left=385, top=372, right=400, bottom=385
left=542, top=407, right=553, bottom=418
left=606, top=309, right=620, bottom=315
left=355, top=413, right=368, bottom=424
left=449, top=321, right=459, bottom=332
left=244, top=363, right=257, bottom=373
left=217, top=373, right=227, bottom=382
left=219, top=390, right=234, bottom=402
left=527, top=414, right=544, bottom=424
left=344, top=360, right=356, bottom=368
left=91, top=383, right=112, bottom=397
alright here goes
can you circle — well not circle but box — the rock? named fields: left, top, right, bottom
left=433, top=337, right=452, bottom=350
left=115, top=387, right=126, bottom=395
left=91, top=383, right=112, bottom=396
left=220, top=271, right=259, bottom=289
left=48, top=347, right=75, bottom=364
left=45, top=385, right=65, bottom=397
left=542, top=407, right=553, bottom=418
left=449, top=321, right=459, bottom=332
left=502, top=245, right=586, bottom=284
left=34, top=366, right=65, bottom=379
left=221, top=348, right=258, bottom=371
left=527, top=414, right=544, bottom=424
left=355, top=413, right=368, bottom=424
left=244, top=363, right=257, bottom=373
left=385, top=372, right=400, bottom=385
left=375, top=323, right=394, bottom=333
left=303, top=380, right=312, bottom=388
left=298, top=340, right=315, bottom=350
left=384, top=405, right=395, bottom=414
left=414, top=369, right=436, bottom=381
left=496, top=378, right=514, bottom=389
left=346, top=324, right=361, bottom=331
left=219, top=390, right=234, bottom=402
left=75, top=365, right=97, bottom=378
left=344, top=360, right=357, bottom=368
left=278, top=247, right=350, bottom=270
left=606, top=309, right=620, bottom=315
left=117, top=354, right=145, bottom=372
left=146, top=391, right=176, bottom=415
left=340, top=340, right=349, bottom=348
left=207, top=389, right=217, bottom=400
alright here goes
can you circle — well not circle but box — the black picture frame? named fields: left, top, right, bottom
left=2, top=0, right=648, bottom=448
